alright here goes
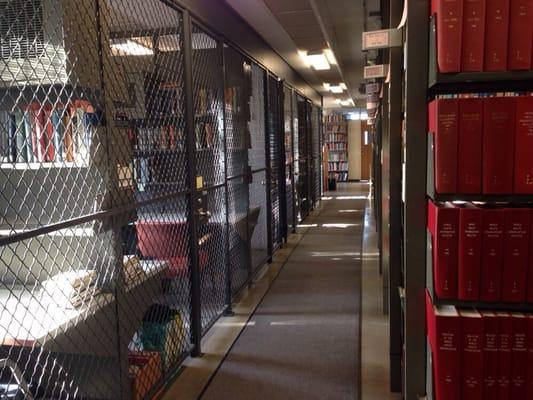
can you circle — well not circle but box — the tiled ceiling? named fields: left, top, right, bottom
left=225, top=0, right=369, bottom=109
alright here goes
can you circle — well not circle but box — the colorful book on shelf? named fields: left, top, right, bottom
left=429, top=98, right=459, bottom=194
left=432, top=0, right=464, bottom=73
left=14, top=110, right=26, bottom=163
left=480, top=207, right=505, bottom=302
left=481, top=311, right=499, bottom=400
left=460, top=309, right=484, bottom=400
left=461, top=0, right=486, bottom=71
left=22, top=111, right=33, bottom=162
left=482, top=96, right=515, bottom=194
left=428, top=200, right=459, bottom=299
left=458, top=204, right=482, bottom=301
left=458, top=97, right=482, bottom=194
left=485, top=0, right=510, bottom=71
left=502, top=208, right=530, bottom=303
left=514, top=96, right=533, bottom=194
left=508, top=0, right=533, bottom=70
left=527, top=315, right=533, bottom=396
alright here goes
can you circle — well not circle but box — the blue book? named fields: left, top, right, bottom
left=14, top=110, right=27, bottom=162
left=51, top=108, right=63, bottom=162
left=23, top=111, right=34, bottom=162
left=8, top=113, right=17, bottom=163
left=0, top=111, right=9, bottom=161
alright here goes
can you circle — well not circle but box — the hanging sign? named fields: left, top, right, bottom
left=362, top=29, right=402, bottom=51
left=364, top=64, right=388, bottom=79
left=366, top=83, right=380, bottom=94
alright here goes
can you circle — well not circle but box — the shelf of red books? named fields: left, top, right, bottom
left=428, top=16, right=533, bottom=95
left=426, top=133, right=533, bottom=204
left=426, top=230, right=533, bottom=312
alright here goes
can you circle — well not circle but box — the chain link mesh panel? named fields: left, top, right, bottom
left=311, top=105, right=321, bottom=205
left=227, top=177, right=249, bottom=295
left=267, top=76, right=283, bottom=249
left=283, top=85, right=294, bottom=232
left=191, top=24, right=225, bottom=188
left=296, top=95, right=310, bottom=221
left=249, top=170, right=268, bottom=273
left=197, top=186, right=228, bottom=334
left=249, top=64, right=265, bottom=172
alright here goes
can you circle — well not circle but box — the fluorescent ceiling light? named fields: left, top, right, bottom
left=323, top=83, right=331, bottom=91
left=340, top=83, right=347, bottom=90
left=324, top=49, right=337, bottom=65
left=111, top=39, right=153, bottom=56
left=306, top=51, right=330, bottom=70
left=330, top=85, right=344, bottom=93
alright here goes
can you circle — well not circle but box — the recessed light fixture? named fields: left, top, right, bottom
left=324, top=82, right=347, bottom=94
left=323, top=83, right=331, bottom=91
left=305, top=51, right=330, bottom=70
left=324, top=49, right=337, bottom=65
left=111, top=39, right=154, bottom=56
left=330, top=85, right=344, bottom=94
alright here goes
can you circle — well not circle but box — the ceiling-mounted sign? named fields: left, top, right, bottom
left=366, top=83, right=380, bottom=94
left=367, top=102, right=379, bottom=110
left=362, top=29, right=402, bottom=51
left=367, top=93, right=379, bottom=103
left=364, top=64, right=389, bottom=80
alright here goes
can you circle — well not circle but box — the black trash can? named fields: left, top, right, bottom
left=328, top=177, right=337, bottom=191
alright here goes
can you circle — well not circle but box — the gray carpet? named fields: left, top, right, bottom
left=201, top=183, right=366, bottom=400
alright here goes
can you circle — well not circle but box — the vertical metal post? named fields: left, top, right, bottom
left=264, top=73, right=273, bottom=263
left=183, top=11, right=202, bottom=357
left=307, top=102, right=313, bottom=214
left=278, top=81, right=288, bottom=244
left=290, top=88, right=297, bottom=233
left=220, top=40, right=234, bottom=316
left=388, top=0, right=403, bottom=392
left=404, top=0, right=429, bottom=397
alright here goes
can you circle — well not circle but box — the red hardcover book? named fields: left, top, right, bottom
left=458, top=205, right=482, bottom=300
left=427, top=298, right=461, bottom=400
left=480, top=208, right=505, bottom=301
left=428, top=200, right=460, bottom=299
left=485, top=0, right=511, bottom=71
left=514, top=96, right=533, bottom=194
left=460, top=309, right=484, bottom=400
left=527, top=210, right=533, bottom=303
left=502, top=208, right=530, bottom=302
left=508, top=0, right=533, bottom=70
left=462, top=0, right=487, bottom=71
left=497, top=312, right=513, bottom=400
left=511, top=313, right=528, bottom=398
left=527, top=315, right=533, bottom=398
left=429, top=99, right=459, bottom=193
left=43, top=106, right=55, bottom=162
left=481, top=311, right=499, bottom=400
left=432, top=0, right=464, bottom=72
left=458, top=98, right=483, bottom=193
left=482, top=97, right=516, bottom=194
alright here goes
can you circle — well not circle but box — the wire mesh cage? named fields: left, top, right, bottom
left=296, top=95, right=310, bottom=221
left=283, top=85, right=295, bottom=232
left=311, top=105, right=321, bottom=205
left=0, top=0, right=323, bottom=397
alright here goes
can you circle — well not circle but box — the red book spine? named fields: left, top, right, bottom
left=429, top=99, right=459, bottom=193
left=482, top=312, right=499, bottom=400
left=498, top=312, right=513, bottom=400
left=514, top=96, right=533, bottom=194
left=433, top=0, right=464, bottom=72
left=461, top=311, right=484, bottom=400
left=527, top=316, right=533, bottom=398
left=527, top=210, right=533, bottom=303
left=458, top=98, right=483, bottom=193
left=511, top=314, right=528, bottom=398
left=485, top=0, right=511, bottom=71
left=508, top=0, right=533, bottom=70
left=482, top=97, right=516, bottom=194
left=428, top=201, right=460, bottom=299
left=434, top=309, right=461, bottom=400
left=502, top=208, right=530, bottom=302
left=462, top=0, right=487, bottom=71
left=43, top=107, right=55, bottom=162
left=458, top=207, right=482, bottom=300
left=480, top=208, right=505, bottom=301
left=35, top=109, right=47, bottom=162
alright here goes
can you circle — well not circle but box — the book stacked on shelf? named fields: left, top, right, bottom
left=429, top=93, right=533, bottom=194
left=130, top=125, right=185, bottom=153
left=327, top=133, right=348, bottom=142
left=328, top=142, right=347, bottom=151
left=428, top=199, right=533, bottom=303
left=328, top=153, right=347, bottom=162
left=426, top=290, right=533, bottom=400
left=433, top=0, right=533, bottom=73
left=328, top=161, right=348, bottom=172
left=0, top=100, right=99, bottom=164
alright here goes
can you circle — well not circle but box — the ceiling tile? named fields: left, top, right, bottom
left=263, top=0, right=311, bottom=13
left=275, top=10, right=318, bottom=27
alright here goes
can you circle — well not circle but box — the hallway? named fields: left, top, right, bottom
left=197, top=183, right=367, bottom=399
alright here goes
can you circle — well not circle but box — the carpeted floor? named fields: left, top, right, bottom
left=200, top=183, right=367, bottom=400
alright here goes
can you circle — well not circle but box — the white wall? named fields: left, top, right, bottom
left=348, top=120, right=362, bottom=180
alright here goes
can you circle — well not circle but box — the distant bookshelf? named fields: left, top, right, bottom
left=324, top=114, right=348, bottom=182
